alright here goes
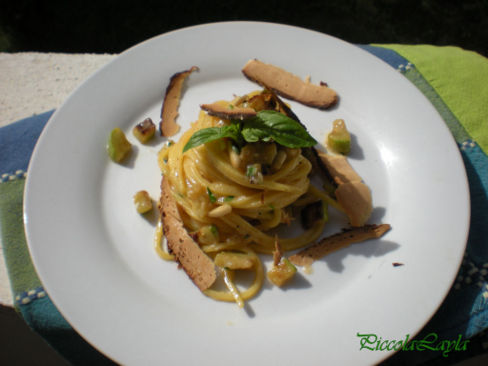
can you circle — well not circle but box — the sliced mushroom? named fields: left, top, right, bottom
left=335, top=181, right=373, bottom=227
left=245, top=92, right=278, bottom=112
left=303, top=147, right=338, bottom=194
left=200, top=102, right=256, bottom=120
left=160, top=177, right=217, bottom=291
left=160, top=66, right=199, bottom=137
left=289, top=224, right=391, bottom=266
left=242, top=59, right=338, bottom=109
left=318, top=153, right=362, bottom=185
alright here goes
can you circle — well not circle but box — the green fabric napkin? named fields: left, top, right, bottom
left=377, top=44, right=488, bottom=155
left=369, top=44, right=488, bottom=365
left=0, top=112, right=115, bottom=365
left=1, top=179, right=42, bottom=294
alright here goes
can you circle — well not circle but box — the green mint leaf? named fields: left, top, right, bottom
left=183, top=124, right=242, bottom=152
left=207, top=187, right=217, bottom=203
left=209, top=224, right=219, bottom=236
left=242, top=110, right=317, bottom=148
left=246, top=164, right=257, bottom=177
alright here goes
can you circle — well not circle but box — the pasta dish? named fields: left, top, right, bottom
left=157, top=90, right=340, bottom=306
left=146, top=61, right=390, bottom=308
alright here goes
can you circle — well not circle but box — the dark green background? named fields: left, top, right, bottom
left=0, top=0, right=486, bottom=56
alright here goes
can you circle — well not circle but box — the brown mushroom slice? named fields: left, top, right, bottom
left=318, top=153, right=362, bottom=185
left=245, top=91, right=280, bottom=112
left=200, top=102, right=256, bottom=120
left=242, top=59, right=338, bottom=109
left=301, top=200, right=325, bottom=230
left=160, top=66, right=199, bottom=137
left=160, top=177, right=217, bottom=291
left=289, top=224, right=391, bottom=266
left=335, top=181, right=373, bottom=227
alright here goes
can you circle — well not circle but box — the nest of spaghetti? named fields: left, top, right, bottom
left=156, top=89, right=387, bottom=307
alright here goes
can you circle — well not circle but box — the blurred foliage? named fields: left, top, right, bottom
left=0, top=27, right=11, bottom=51
left=0, top=0, right=486, bottom=56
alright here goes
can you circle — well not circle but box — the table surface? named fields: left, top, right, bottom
left=0, top=52, right=116, bottom=306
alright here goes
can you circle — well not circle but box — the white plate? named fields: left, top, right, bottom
left=24, top=22, right=470, bottom=365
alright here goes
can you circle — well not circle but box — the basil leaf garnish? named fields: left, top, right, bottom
left=206, top=187, right=217, bottom=203
left=182, top=123, right=242, bottom=152
left=240, top=119, right=272, bottom=143
left=242, top=110, right=317, bottom=148
left=183, top=109, right=317, bottom=152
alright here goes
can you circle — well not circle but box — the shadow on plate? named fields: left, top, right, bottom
left=370, top=206, right=387, bottom=223
left=322, top=238, right=399, bottom=273
left=116, top=143, right=139, bottom=169
left=140, top=203, right=160, bottom=226
left=348, top=132, right=365, bottom=160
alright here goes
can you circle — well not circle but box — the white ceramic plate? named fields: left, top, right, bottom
left=24, top=22, right=470, bottom=365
